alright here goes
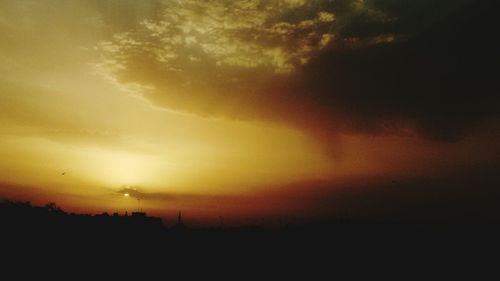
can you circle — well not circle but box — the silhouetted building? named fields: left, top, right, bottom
left=132, top=212, right=146, bottom=218
left=0, top=200, right=163, bottom=235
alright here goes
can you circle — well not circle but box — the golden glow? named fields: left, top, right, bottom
left=0, top=0, right=336, bottom=214
left=0, top=1, right=495, bottom=222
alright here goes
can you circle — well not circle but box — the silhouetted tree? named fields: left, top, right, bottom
left=44, top=202, right=65, bottom=214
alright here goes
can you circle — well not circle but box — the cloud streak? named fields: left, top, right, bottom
left=118, top=186, right=175, bottom=201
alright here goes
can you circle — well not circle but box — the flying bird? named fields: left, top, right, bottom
left=61, top=172, right=66, bottom=176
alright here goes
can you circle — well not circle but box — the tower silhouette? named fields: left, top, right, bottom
left=174, top=211, right=186, bottom=231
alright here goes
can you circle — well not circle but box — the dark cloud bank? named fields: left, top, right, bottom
left=295, top=0, right=499, bottom=141
left=101, top=0, right=500, bottom=142
left=263, top=0, right=499, bottom=141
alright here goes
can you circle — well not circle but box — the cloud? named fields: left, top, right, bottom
left=291, top=0, right=500, bottom=141
left=117, top=186, right=183, bottom=202
left=97, top=0, right=342, bottom=76
left=94, top=0, right=499, bottom=142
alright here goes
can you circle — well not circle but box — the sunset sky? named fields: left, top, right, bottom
left=1, top=0, right=498, bottom=225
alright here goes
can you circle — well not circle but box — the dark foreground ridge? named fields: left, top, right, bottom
left=2, top=199, right=499, bottom=242
left=1, top=199, right=500, bottom=271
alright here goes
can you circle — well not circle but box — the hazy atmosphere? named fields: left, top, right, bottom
left=1, top=0, right=498, bottom=226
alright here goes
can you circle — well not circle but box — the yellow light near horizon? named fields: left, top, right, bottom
left=77, top=147, right=168, bottom=188
left=0, top=0, right=339, bottom=214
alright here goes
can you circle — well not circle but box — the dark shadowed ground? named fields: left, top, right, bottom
left=1, top=199, right=499, bottom=276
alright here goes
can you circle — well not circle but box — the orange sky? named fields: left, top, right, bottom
left=1, top=0, right=499, bottom=225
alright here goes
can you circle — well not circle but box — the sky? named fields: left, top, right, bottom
left=0, top=0, right=499, bottom=226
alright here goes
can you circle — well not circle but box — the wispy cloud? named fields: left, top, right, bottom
left=97, top=0, right=345, bottom=76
